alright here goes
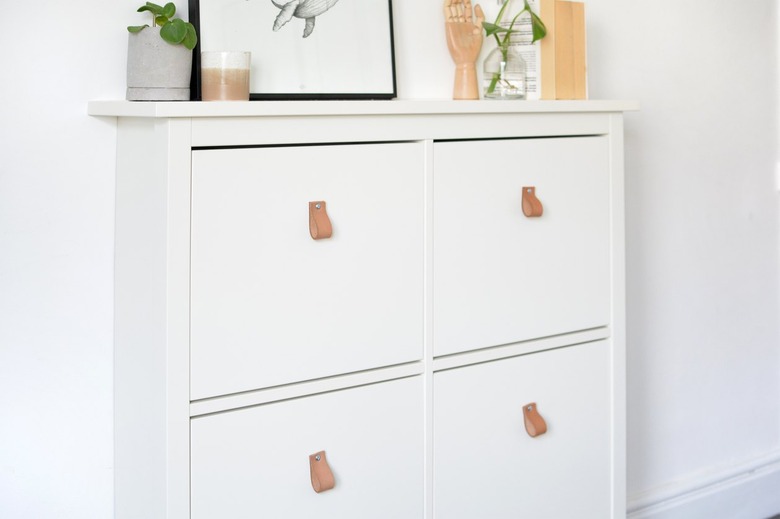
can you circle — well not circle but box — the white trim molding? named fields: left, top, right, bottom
left=628, top=450, right=780, bottom=519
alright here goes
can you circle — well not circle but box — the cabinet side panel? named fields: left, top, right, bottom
left=609, top=113, right=628, bottom=518
left=113, top=118, right=171, bottom=519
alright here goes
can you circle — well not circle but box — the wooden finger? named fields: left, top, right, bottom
left=443, top=0, right=453, bottom=20
left=474, top=4, right=485, bottom=27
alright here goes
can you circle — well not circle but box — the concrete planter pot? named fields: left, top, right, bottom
left=126, top=26, right=192, bottom=101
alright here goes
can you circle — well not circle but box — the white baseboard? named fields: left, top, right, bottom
left=628, top=450, right=780, bottom=519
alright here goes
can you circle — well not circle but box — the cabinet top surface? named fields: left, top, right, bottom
left=88, top=99, right=638, bottom=118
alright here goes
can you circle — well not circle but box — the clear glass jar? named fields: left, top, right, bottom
left=483, top=44, right=527, bottom=100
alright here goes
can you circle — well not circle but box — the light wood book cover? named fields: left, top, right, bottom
left=547, top=0, right=587, bottom=100
left=554, top=0, right=575, bottom=99
left=571, top=1, right=587, bottom=99
left=539, top=0, right=557, bottom=100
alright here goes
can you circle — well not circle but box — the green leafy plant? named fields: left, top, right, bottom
left=482, top=0, right=546, bottom=95
left=128, top=2, right=198, bottom=50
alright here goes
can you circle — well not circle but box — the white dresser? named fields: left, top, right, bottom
left=89, top=99, right=635, bottom=519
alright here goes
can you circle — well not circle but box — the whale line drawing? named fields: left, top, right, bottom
left=271, top=0, right=340, bottom=38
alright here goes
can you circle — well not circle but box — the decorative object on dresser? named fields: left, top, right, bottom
left=189, top=0, right=397, bottom=100
left=199, top=51, right=251, bottom=101
left=481, top=0, right=547, bottom=99
left=537, top=0, right=587, bottom=99
left=443, top=0, right=485, bottom=100
left=88, top=98, right=636, bottom=519
left=483, top=0, right=586, bottom=100
left=126, top=2, right=197, bottom=101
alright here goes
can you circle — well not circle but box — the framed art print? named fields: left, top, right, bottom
left=189, top=0, right=397, bottom=100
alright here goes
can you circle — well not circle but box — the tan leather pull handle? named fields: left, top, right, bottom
left=309, top=450, right=335, bottom=493
left=309, top=201, right=333, bottom=240
left=523, top=402, right=547, bottom=437
left=522, top=187, right=543, bottom=217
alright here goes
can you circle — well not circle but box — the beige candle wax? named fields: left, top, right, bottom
left=201, top=51, right=251, bottom=101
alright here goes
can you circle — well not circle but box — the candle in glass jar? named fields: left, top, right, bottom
left=201, top=51, right=251, bottom=101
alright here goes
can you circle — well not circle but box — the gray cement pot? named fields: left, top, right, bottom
left=126, top=26, right=192, bottom=101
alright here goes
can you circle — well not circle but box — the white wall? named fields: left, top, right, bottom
left=0, top=0, right=777, bottom=518
left=586, top=2, right=780, bottom=516
left=0, top=1, right=128, bottom=516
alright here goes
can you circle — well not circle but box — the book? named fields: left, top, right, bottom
left=571, top=1, right=587, bottom=99
left=539, top=0, right=587, bottom=100
left=538, top=0, right=557, bottom=100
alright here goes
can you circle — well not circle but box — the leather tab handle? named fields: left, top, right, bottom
left=522, top=187, right=543, bottom=217
left=309, top=450, right=335, bottom=493
left=523, top=402, right=547, bottom=437
left=309, top=201, right=333, bottom=240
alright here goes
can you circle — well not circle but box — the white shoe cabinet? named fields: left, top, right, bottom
left=89, top=99, right=635, bottom=519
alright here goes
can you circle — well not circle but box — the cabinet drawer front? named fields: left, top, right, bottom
left=433, top=136, right=610, bottom=356
left=191, top=143, right=424, bottom=399
left=433, top=341, right=611, bottom=518
left=191, top=376, right=424, bottom=519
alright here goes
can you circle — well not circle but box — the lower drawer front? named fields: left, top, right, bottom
left=191, top=376, right=424, bottom=519
left=433, top=341, right=611, bottom=518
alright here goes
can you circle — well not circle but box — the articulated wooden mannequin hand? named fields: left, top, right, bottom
left=443, top=0, right=485, bottom=100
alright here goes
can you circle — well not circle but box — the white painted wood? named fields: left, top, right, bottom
left=432, top=327, right=609, bottom=372
left=113, top=118, right=170, bottom=519
left=113, top=118, right=192, bottom=519
left=433, top=341, right=612, bottom=518
left=189, top=362, right=423, bottom=417
left=191, top=376, right=424, bottom=519
left=423, top=140, right=436, bottom=519
left=163, top=118, right=196, bottom=519
left=608, top=113, right=628, bottom=519
left=190, top=143, right=425, bottom=399
left=103, top=103, right=630, bottom=519
left=88, top=99, right=640, bottom=118
left=433, top=136, right=611, bottom=357
left=190, top=112, right=612, bottom=148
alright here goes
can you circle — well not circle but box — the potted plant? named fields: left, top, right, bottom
left=126, top=2, right=198, bottom=101
left=482, top=0, right=546, bottom=99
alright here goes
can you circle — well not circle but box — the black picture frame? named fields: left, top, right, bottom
left=189, top=0, right=397, bottom=101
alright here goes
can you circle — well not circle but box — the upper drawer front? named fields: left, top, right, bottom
left=191, top=376, right=424, bottom=519
left=433, top=341, right=611, bottom=518
left=191, top=143, right=424, bottom=400
left=433, top=136, right=611, bottom=357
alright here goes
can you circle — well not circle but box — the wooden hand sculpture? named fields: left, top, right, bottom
left=444, top=0, right=485, bottom=100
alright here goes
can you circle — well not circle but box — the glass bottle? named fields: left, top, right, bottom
left=483, top=44, right=527, bottom=100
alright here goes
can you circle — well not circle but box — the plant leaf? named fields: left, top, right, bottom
left=160, top=18, right=187, bottom=44
left=483, top=22, right=509, bottom=37
left=155, top=15, right=170, bottom=26
left=494, top=0, right=511, bottom=25
left=529, top=11, right=547, bottom=42
left=162, top=2, right=176, bottom=18
left=127, top=24, right=149, bottom=33
left=182, top=24, right=198, bottom=50
left=518, top=0, right=547, bottom=42
left=137, top=2, right=163, bottom=15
